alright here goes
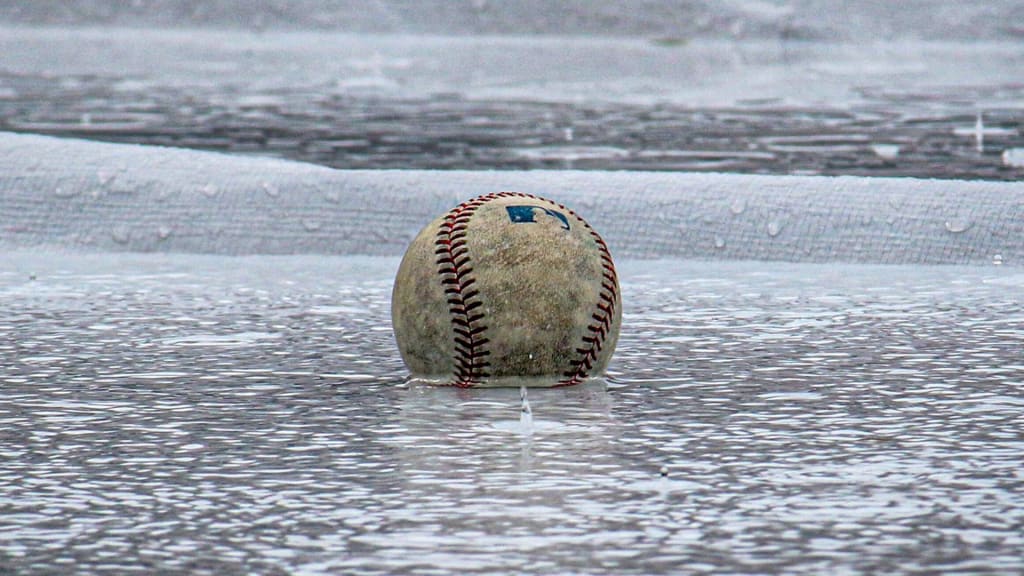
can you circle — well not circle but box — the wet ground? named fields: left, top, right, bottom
left=3, top=25, right=1024, bottom=575
left=1, top=29, right=1023, bottom=179
left=2, top=253, right=1022, bottom=575
left=3, top=76, right=1023, bottom=179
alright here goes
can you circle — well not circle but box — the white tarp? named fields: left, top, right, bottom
left=2, top=132, right=1021, bottom=265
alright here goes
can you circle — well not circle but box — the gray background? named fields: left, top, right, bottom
left=2, top=0, right=1023, bottom=41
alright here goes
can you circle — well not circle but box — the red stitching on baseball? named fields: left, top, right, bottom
left=435, top=191, right=616, bottom=388
left=435, top=195, right=507, bottom=387
left=560, top=223, right=618, bottom=387
left=477, top=191, right=619, bottom=387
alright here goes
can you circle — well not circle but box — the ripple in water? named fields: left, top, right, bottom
left=1, top=253, right=1022, bottom=575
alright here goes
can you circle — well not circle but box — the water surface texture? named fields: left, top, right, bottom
left=1, top=29, right=1022, bottom=180
left=2, top=253, right=1021, bottom=575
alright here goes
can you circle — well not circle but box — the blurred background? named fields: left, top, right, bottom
left=2, top=1, right=1023, bottom=40
left=1, top=1, right=1022, bottom=179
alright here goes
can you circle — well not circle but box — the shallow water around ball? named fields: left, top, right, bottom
left=1, top=252, right=1022, bottom=575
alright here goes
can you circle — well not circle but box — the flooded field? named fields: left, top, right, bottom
left=2, top=17, right=1024, bottom=576
left=2, top=253, right=1022, bottom=575
left=1, top=29, right=1022, bottom=180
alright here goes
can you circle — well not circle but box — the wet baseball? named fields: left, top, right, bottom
left=391, top=192, right=621, bottom=387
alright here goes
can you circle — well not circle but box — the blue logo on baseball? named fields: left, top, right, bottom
left=506, top=205, right=571, bottom=230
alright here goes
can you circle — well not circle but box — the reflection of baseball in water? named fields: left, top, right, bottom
left=392, top=192, right=621, bottom=388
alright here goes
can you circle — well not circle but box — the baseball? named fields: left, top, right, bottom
left=392, top=192, right=621, bottom=388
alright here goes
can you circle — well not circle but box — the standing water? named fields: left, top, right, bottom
left=2, top=8, right=1024, bottom=574
left=1, top=253, right=1021, bottom=575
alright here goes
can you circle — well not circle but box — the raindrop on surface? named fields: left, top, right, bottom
left=157, top=225, right=173, bottom=240
left=302, top=219, right=322, bottom=232
left=200, top=183, right=219, bottom=198
left=157, top=187, right=178, bottom=202
left=54, top=186, right=77, bottom=198
left=871, top=143, right=900, bottom=159
left=660, top=466, right=669, bottom=477
left=992, top=254, right=1004, bottom=266
left=97, top=170, right=116, bottom=185
left=519, top=386, right=534, bottom=435
left=111, top=228, right=131, bottom=244
left=767, top=220, right=784, bottom=237
left=1003, top=148, right=1024, bottom=168
left=944, top=218, right=972, bottom=233
left=729, top=198, right=746, bottom=215
left=262, top=182, right=279, bottom=197
left=713, top=235, right=726, bottom=249
left=975, top=113, right=984, bottom=153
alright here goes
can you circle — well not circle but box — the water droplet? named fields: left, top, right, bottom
left=729, top=198, right=746, bottom=215
left=1003, top=148, right=1024, bottom=168
left=659, top=466, right=669, bottom=477
left=302, top=219, right=322, bottom=232
left=767, top=220, right=784, bottom=237
left=200, top=183, right=219, bottom=198
left=713, top=236, right=726, bottom=249
left=975, top=112, right=984, bottom=153
left=992, top=254, right=1004, bottom=266
left=111, top=228, right=131, bottom=244
left=156, top=188, right=179, bottom=202
left=54, top=186, right=77, bottom=198
left=261, top=182, right=279, bottom=197
left=944, top=218, right=972, bottom=233
left=96, top=170, right=116, bottom=185
left=519, top=386, right=534, bottom=435
left=157, top=225, right=173, bottom=240
left=870, top=143, right=900, bottom=159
